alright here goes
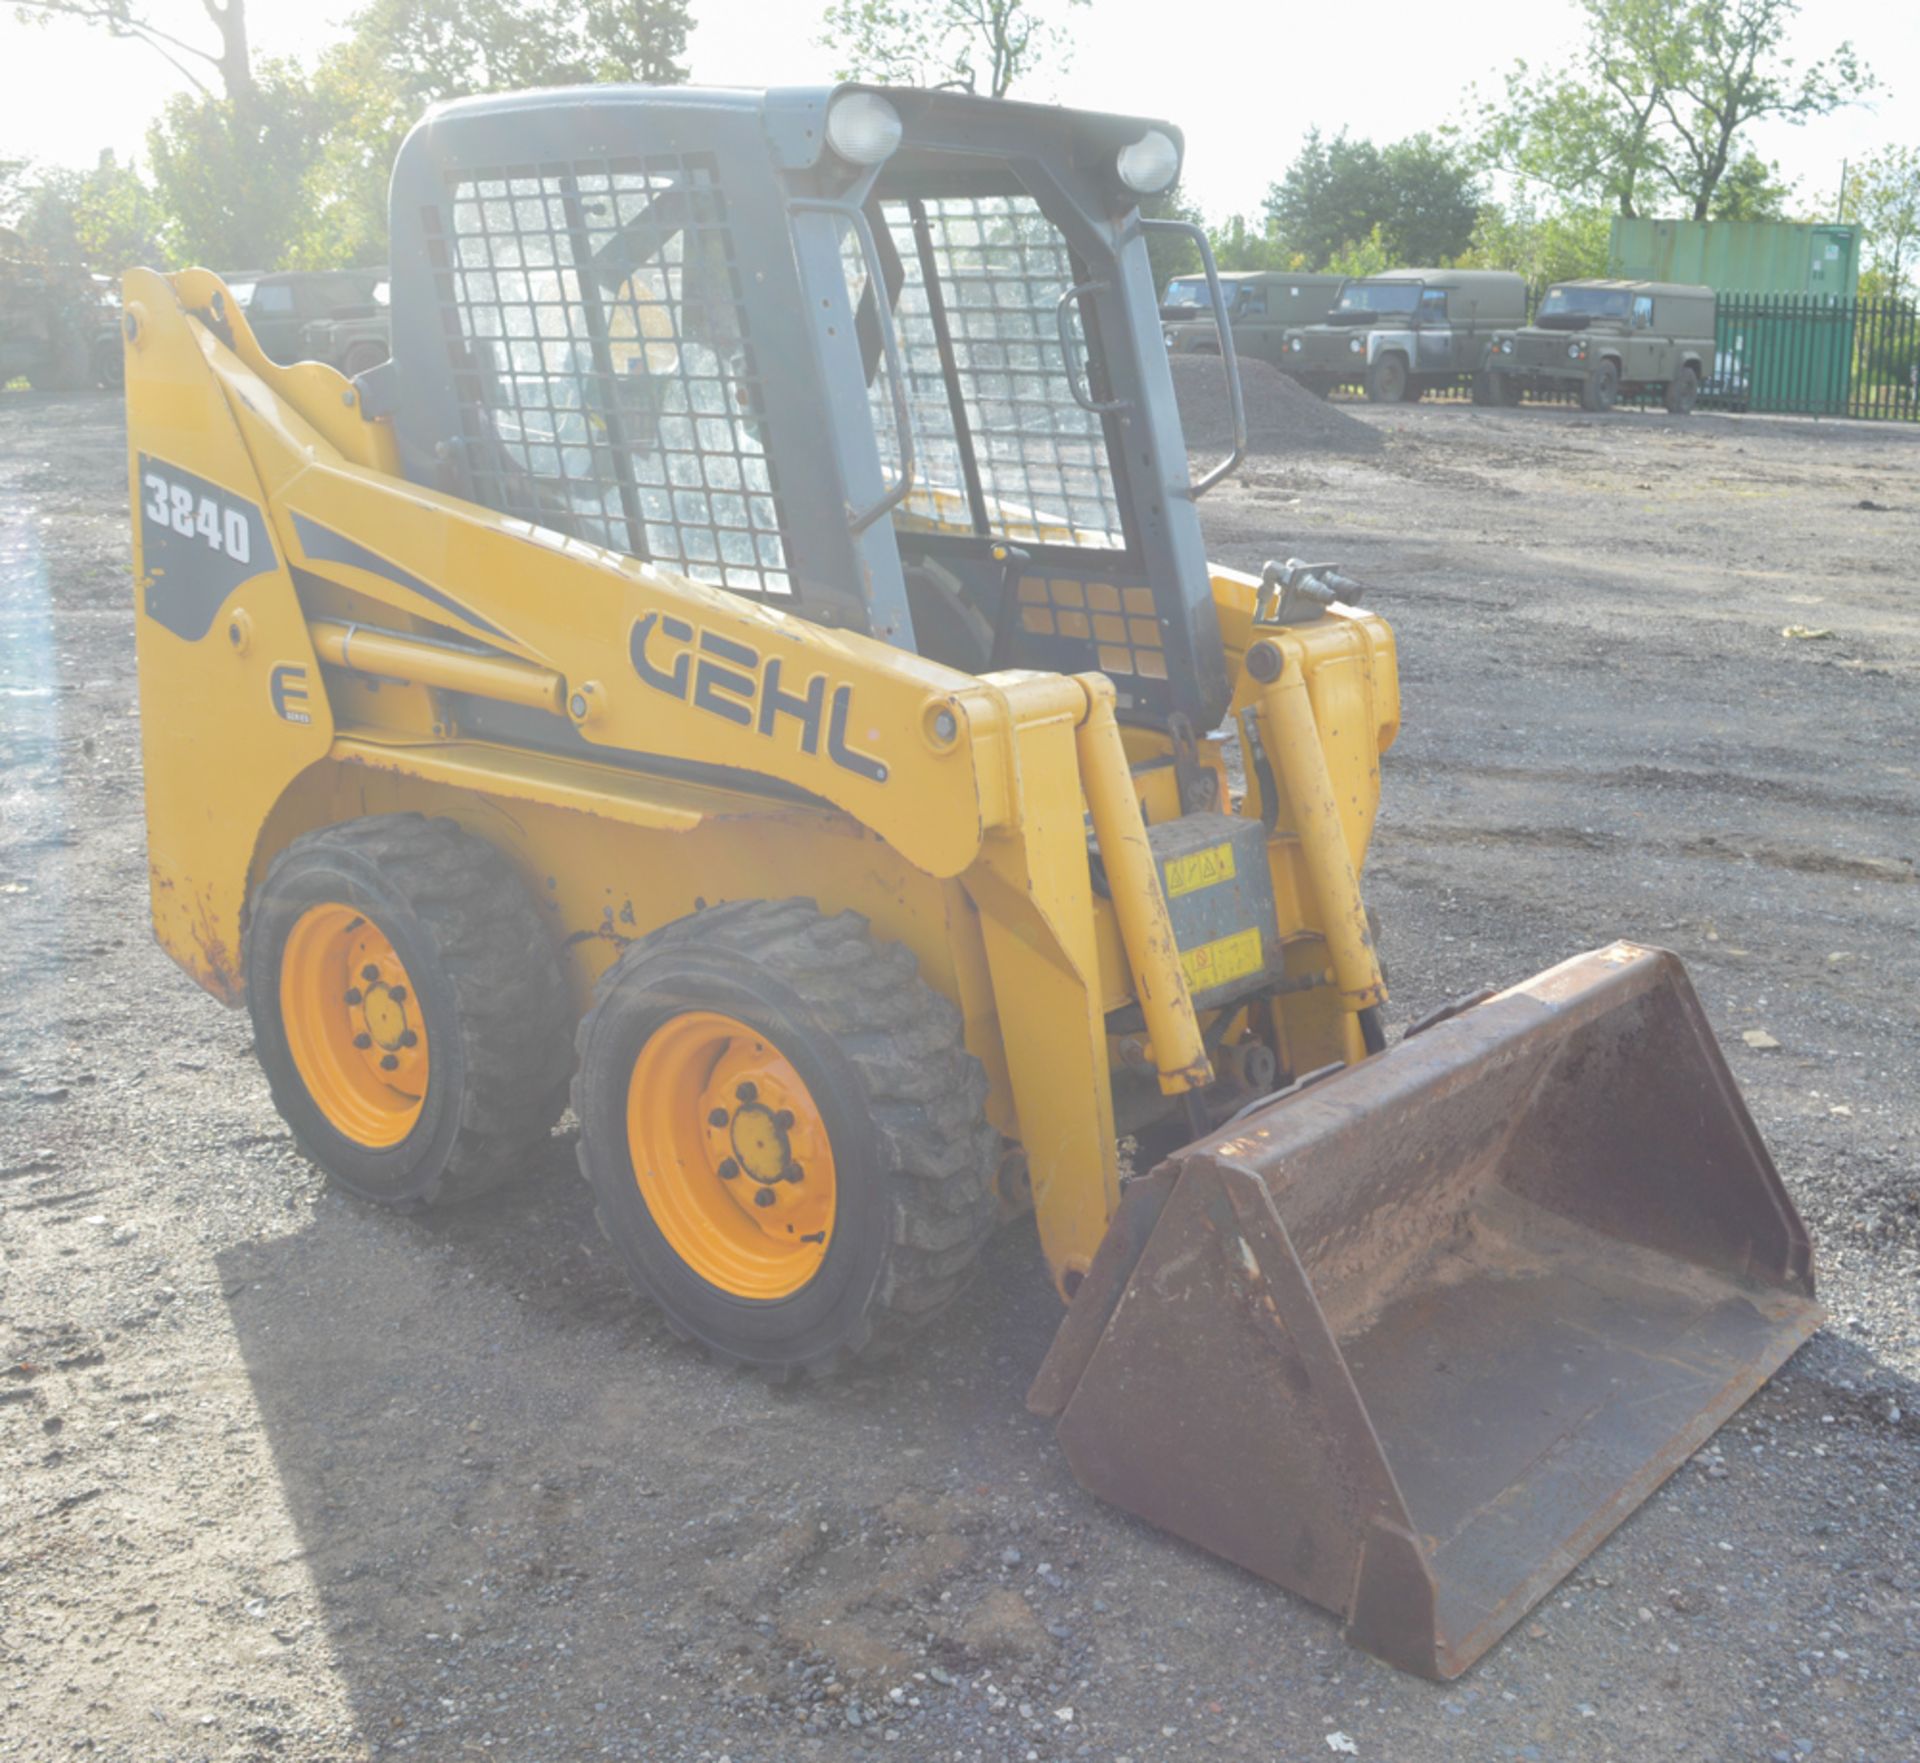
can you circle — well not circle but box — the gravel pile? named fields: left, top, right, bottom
left=1170, top=351, right=1383, bottom=458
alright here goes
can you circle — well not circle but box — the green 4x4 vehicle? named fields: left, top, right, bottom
left=1278, top=269, right=1527, bottom=402
left=1161, top=270, right=1344, bottom=369
left=1487, top=280, right=1715, bottom=414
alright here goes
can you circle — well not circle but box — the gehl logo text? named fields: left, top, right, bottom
left=630, top=613, right=888, bottom=783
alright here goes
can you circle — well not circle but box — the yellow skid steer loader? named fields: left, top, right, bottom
left=121, top=84, right=1819, bottom=1677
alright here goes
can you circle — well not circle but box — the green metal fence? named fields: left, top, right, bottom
left=1705, top=294, right=1920, bottom=421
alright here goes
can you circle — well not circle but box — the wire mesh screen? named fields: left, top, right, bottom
left=427, top=156, right=790, bottom=594
left=867, top=196, right=1127, bottom=549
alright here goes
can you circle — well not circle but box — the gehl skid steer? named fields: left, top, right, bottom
left=124, top=84, right=1820, bottom=1676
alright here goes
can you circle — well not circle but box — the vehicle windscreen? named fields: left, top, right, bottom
left=1162, top=277, right=1211, bottom=309
left=1538, top=286, right=1632, bottom=321
left=1326, top=282, right=1419, bottom=323
left=855, top=195, right=1127, bottom=550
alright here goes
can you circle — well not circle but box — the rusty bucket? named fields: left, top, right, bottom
left=1031, top=944, right=1820, bottom=1678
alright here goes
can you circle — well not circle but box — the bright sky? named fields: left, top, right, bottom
left=1, top=0, right=1912, bottom=223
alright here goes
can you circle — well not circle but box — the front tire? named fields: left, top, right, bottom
left=1580, top=359, right=1622, bottom=412
left=245, top=814, right=572, bottom=1207
left=1663, top=365, right=1700, bottom=415
left=574, top=901, right=999, bottom=1378
left=1365, top=354, right=1409, bottom=404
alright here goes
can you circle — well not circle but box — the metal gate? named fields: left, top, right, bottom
left=1706, top=294, right=1920, bottom=421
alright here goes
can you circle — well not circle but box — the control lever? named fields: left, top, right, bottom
left=1255, top=557, right=1364, bottom=625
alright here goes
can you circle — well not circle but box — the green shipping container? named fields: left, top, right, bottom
left=1608, top=219, right=1860, bottom=298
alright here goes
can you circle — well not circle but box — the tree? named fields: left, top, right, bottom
left=1457, top=201, right=1613, bottom=287
left=1708, top=151, right=1792, bottom=220
left=1845, top=147, right=1920, bottom=294
left=1475, top=0, right=1870, bottom=221
left=1206, top=214, right=1296, bottom=274
left=1263, top=129, right=1480, bottom=269
left=7, top=153, right=169, bottom=269
left=819, top=0, right=1086, bottom=98
left=147, top=61, right=335, bottom=268
left=13, top=0, right=253, bottom=97
left=289, top=0, right=695, bottom=268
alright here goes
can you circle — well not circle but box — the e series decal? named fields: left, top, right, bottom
left=137, top=455, right=276, bottom=641
left=629, top=612, right=887, bottom=783
left=269, top=664, right=312, bottom=724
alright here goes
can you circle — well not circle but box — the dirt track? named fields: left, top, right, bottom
left=2, top=391, right=1917, bottom=1763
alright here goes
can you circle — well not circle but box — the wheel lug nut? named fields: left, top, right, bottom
left=718, top=1158, right=739, bottom=1180
left=774, top=1109, right=795, bottom=1130
left=787, top=1163, right=804, bottom=1184
left=389, top=985, right=407, bottom=1003
left=753, top=1187, right=776, bottom=1208
left=344, top=987, right=363, bottom=1006
left=400, top=1029, right=418, bottom=1047
left=708, top=1107, right=730, bottom=1128
left=353, top=1032, right=372, bottom=1050
left=361, top=964, right=380, bottom=982
left=735, top=1081, right=757, bottom=1102
left=379, top=1053, right=399, bottom=1071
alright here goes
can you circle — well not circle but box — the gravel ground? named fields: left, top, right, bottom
left=2, top=390, right=1917, bottom=1763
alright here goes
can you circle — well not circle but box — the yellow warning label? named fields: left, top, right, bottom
left=1179, top=927, right=1265, bottom=994
left=1164, top=841, right=1237, bottom=899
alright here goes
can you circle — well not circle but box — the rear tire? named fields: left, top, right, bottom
left=1365, top=354, right=1409, bottom=404
left=574, top=901, right=999, bottom=1379
left=1580, top=359, right=1622, bottom=412
left=245, top=814, right=572, bottom=1208
left=1663, top=365, right=1700, bottom=415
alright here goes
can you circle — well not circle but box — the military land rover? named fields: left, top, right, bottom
left=1487, top=280, right=1715, bottom=414
left=1161, top=270, right=1344, bottom=369
left=1278, top=268, right=1527, bottom=402
left=220, top=268, right=391, bottom=375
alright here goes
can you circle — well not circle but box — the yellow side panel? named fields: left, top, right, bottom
left=124, top=267, right=334, bottom=1001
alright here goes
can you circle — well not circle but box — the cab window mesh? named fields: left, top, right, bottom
left=867, top=196, right=1127, bottom=550
left=426, top=156, right=790, bottom=594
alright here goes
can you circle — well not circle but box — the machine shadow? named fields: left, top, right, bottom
left=214, top=1129, right=1073, bottom=1755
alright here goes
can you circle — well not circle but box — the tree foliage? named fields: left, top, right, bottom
left=1845, top=147, right=1920, bottom=294
left=1476, top=0, right=1868, bottom=221
left=286, top=0, right=694, bottom=268
left=147, top=61, right=335, bottom=268
left=1262, top=129, right=1481, bottom=270
left=1456, top=202, right=1613, bottom=287
left=5, top=153, right=169, bottom=269
left=819, top=0, right=1084, bottom=98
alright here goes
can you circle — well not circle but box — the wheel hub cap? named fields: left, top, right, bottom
left=279, top=903, right=429, bottom=1147
left=627, top=1010, right=838, bottom=1299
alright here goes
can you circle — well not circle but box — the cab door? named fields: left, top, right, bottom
left=1414, top=288, right=1453, bottom=375
left=1629, top=293, right=1657, bottom=379
left=1233, top=282, right=1274, bottom=365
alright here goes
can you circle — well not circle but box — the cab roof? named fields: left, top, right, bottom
left=1548, top=277, right=1714, bottom=299
left=1354, top=268, right=1527, bottom=290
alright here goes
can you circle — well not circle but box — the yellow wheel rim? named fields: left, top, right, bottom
left=626, top=1010, right=838, bottom=1300
left=279, top=902, right=430, bottom=1148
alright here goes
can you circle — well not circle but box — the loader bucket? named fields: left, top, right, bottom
left=1030, top=944, right=1819, bottom=1679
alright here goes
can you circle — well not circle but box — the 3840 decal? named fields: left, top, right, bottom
left=135, top=454, right=277, bottom=643
left=143, top=469, right=253, bottom=563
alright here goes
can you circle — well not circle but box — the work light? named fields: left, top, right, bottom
left=826, top=92, right=904, bottom=166
left=1115, top=130, right=1180, bottom=195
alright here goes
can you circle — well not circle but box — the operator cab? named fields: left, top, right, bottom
left=380, top=84, right=1243, bottom=732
